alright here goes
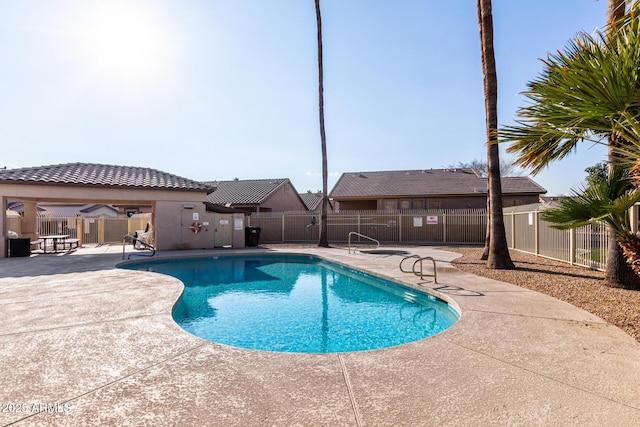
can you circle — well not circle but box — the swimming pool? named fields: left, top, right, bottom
left=122, top=254, right=459, bottom=353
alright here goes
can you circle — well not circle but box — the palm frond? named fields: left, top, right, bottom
left=500, top=3, right=640, bottom=172
left=541, top=166, right=640, bottom=237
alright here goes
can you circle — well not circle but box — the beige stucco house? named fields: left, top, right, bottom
left=0, top=163, right=247, bottom=257
left=206, top=178, right=308, bottom=213
left=8, top=201, right=120, bottom=218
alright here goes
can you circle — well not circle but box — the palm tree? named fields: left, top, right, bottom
left=476, top=0, right=514, bottom=269
left=501, top=1, right=640, bottom=287
left=605, top=0, right=635, bottom=288
left=315, top=0, right=329, bottom=247
left=542, top=166, right=640, bottom=279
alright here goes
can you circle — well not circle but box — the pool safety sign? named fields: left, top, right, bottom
left=413, top=216, right=423, bottom=227
left=426, top=215, right=438, bottom=225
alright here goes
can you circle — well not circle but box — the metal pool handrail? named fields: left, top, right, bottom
left=122, top=234, right=156, bottom=260
left=399, top=255, right=437, bottom=283
left=348, top=232, right=380, bottom=254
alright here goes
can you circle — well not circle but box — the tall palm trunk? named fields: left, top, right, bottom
left=315, top=0, right=329, bottom=247
left=604, top=0, right=640, bottom=288
left=477, top=0, right=514, bottom=269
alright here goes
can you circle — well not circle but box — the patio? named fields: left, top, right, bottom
left=1, top=245, right=639, bottom=426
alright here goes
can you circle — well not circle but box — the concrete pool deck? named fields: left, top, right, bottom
left=1, top=245, right=640, bottom=426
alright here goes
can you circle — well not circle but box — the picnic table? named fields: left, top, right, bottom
left=36, top=235, right=79, bottom=253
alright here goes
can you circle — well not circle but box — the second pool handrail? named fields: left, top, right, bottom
left=348, top=232, right=380, bottom=254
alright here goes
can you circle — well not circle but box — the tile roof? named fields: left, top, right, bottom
left=8, top=202, right=118, bottom=217
left=299, top=192, right=323, bottom=210
left=0, top=163, right=213, bottom=192
left=330, top=168, right=546, bottom=198
left=206, top=178, right=290, bottom=205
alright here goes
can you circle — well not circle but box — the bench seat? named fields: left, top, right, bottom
left=63, top=238, right=79, bottom=250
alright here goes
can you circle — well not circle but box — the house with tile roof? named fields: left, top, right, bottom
left=0, top=163, right=246, bottom=256
left=8, top=201, right=119, bottom=218
left=299, top=191, right=335, bottom=212
left=206, top=178, right=308, bottom=213
left=329, top=168, right=546, bottom=211
left=299, top=191, right=323, bottom=211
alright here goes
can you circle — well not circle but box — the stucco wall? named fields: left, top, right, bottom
left=153, top=203, right=247, bottom=250
left=0, top=196, right=5, bottom=257
left=0, top=183, right=219, bottom=256
left=154, top=201, right=215, bottom=250
left=261, top=184, right=307, bottom=212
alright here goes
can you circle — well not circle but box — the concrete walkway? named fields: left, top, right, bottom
left=1, top=245, right=639, bottom=426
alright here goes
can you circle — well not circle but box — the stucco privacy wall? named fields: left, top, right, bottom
left=154, top=202, right=246, bottom=250
left=0, top=181, right=220, bottom=257
left=0, top=196, right=5, bottom=257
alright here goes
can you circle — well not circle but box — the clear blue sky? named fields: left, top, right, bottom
left=1, top=0, right=610, bottom=196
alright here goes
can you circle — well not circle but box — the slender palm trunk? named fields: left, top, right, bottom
left=607, top=0, right=625, bottom=23
left=604, top=0, right=640, bottom=288
left=481, top=197, right=490, bottom=260
left=477, top=0, right=514, bottom=269
left=315, top=0, right=329, bottom=247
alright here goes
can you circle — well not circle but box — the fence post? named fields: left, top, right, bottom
left=569, top=228, right=576, bottom=266
left=398, top=213, right=402, bottom=243
left=510, top=212, right=516, bottom=248
left=76, top=217, right=83, bottom=247
left=441, top=212, right=446, bottom=243
left=534, top=210, right=540, bottom=255
left=630, top=204, right=639, bottom=235
left=281, top=214, right=285, bottom=243
left=98, top=217, right=105, bottom=245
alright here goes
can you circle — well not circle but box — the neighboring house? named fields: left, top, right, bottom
left=299, top=191, right=335, bottom=212
left=539, top=195, right=566, bottom=204
left=206, top=178, right=308, bottom=213
left=329, top=168, right=546, bottom=211
left=8, top=201, right=119, bottom=218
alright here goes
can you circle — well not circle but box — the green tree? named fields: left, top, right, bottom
left=315, top=0, right=329, bottom=247
left=477, top=0, right=514, bottom=269
left=542, top=166, right=640, bottom=282
left=501, top=1, right=640, bottom=287
left=584, top=162, right=608, bottom=188
left=449, top=157, right=524, bottom=178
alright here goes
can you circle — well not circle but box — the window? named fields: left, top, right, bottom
left=427, top=199, right=440, bottom=210
left=412, top=199, right=425, bottom=209
left=383, top=199, right=398, bottom=211
left=399, top=199, right=411, bottom=210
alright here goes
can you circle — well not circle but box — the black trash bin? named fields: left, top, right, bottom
left=6, top=238, right=31, bottom=257
left=245, top=227, right=261, bottom=247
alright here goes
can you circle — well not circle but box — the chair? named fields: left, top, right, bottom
left=134, top=223, right=152, bottom=249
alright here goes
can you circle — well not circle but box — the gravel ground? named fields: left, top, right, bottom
left=446, top=246, right=640, bottom=343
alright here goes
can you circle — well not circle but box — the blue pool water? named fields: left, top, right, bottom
left=121, top=254, right=459, bottom=353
